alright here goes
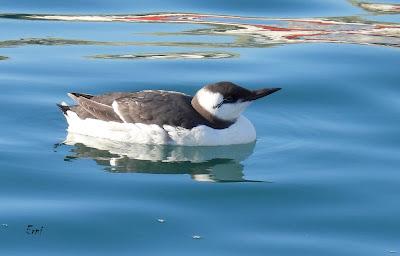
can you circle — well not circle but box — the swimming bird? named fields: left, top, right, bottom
left=57, top=81, right=281, bottom=146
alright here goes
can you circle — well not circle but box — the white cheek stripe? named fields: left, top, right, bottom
left=195, top=88, right=251, bottom=121
left=196, top=88, right=222, bottom=116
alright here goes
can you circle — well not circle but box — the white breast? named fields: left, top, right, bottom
left=65, top=111, right=256, bottom=146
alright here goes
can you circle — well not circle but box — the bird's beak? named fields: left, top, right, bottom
left=245, top=88, right=281, bottom=101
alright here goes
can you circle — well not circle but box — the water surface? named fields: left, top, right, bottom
left=1, top=0, right=400, bottom=255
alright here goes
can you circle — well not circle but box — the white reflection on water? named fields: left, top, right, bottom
left=349, top=0, right=400, bottom=14
left=1, top=12, right=399, bottom=52
left=62, top=132, right=258, bottom=182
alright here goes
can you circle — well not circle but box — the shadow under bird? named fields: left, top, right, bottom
left=57, top=81, right=281, bottom=146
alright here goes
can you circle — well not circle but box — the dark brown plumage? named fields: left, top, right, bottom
left=58, top=82, right=281, bottom=131
left=64, top=90, right=233, bottom=129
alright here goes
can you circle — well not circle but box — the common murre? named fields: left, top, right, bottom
left=57, top=81, right=281, bottom=146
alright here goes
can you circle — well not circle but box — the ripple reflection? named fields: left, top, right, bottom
left=349, top=0, right=400, bottom=14
left=89, top=51, right=237, bottom=60
left=62, top=133, right=258, bottom=182
left=1, top=12, right=399, bottom=49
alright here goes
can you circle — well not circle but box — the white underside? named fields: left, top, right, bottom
left=64, top=111, right=256, bottom=146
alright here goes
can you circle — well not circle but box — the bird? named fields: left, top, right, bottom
left=57, top=81, right=281, bottom=146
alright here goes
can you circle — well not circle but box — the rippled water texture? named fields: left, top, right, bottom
left=0, top=0, right=400, bottom=255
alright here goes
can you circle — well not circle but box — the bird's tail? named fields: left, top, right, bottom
left=56, top=102, right=70, bottom=115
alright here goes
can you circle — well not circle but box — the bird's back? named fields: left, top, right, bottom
left=68, top=90, right=211, bottom=129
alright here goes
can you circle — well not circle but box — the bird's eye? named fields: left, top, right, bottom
left=224, top=96, right=234, bottom=103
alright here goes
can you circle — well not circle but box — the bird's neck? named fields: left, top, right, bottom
left=191, top=96, right=235, bottom=129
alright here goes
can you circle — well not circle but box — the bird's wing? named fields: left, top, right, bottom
left=69, top=93, right=123, bottom=122
left=113, top=91, right=199, bottom=128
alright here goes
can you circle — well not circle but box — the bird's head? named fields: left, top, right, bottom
left=192, top=81, right=281, bottom=123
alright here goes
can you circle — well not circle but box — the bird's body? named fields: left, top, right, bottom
left=58, top=82, right=280, bottom=146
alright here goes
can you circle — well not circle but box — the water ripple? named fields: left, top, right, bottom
left=1, top=12, right=399, bottom=50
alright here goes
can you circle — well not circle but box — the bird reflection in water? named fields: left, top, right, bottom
left=61, top=132, right=258, bottom=182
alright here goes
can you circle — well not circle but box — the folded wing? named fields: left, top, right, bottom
left=113, top=91, right=202, bottom=128
left=68, top=92, right=128, bottom=122
left=67, top=91, right=203, bottom=129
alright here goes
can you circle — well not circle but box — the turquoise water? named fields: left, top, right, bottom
left=1, top=0, right=400, bottom=255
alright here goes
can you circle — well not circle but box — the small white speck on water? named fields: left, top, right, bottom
left=192, top=235, right=202, bottom=239
left=1, top=224, right=8, bottom=228
left=157, top=219, right=165, bottom=223
left=389, top=250, right=397, bottom=254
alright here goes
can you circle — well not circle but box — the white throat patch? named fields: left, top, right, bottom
left=195, top=88, right=251, bottom=121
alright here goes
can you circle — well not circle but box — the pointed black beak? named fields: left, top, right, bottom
left=245, top=88, right=281, bottom=101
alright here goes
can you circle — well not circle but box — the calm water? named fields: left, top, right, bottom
left=1, top=0, right=400, bottom=255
